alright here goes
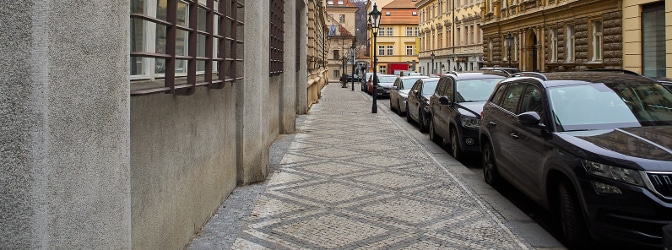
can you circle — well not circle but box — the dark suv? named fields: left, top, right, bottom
left=428, top=72, right=507, bottom=160
left=479, top=71, right=672, bottom=248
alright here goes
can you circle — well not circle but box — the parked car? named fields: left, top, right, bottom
left=406, top=78, right=439, bottom=132
left=428, top=72, right=507, bottom=160
left=479, top=71, right=672, bottom=248
left=367, top=74, right=397, bottom=97
left=390, top=75, right=429, bottom=115
left=361, top=72, right=374, bottom=92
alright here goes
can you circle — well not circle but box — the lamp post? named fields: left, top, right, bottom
left=350, top=42, right=356, bottom=91
left=430, top=52, right=435, bottom=75
left=505, top=33, right=513, bottom=68
left=369, top=4, right=381, bottom=113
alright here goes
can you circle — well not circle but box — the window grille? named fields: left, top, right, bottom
left=130, top=0, right=245, bottom=95
left=270, top=0, right=285, bottom=76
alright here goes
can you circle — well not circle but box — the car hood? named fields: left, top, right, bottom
left=556, top=126, right=672, bottom=169
left=456, top=101, right=486, bottom=117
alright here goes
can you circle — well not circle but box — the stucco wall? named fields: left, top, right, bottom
left=1, top=1, right=131, bottom=248
left=130, top=86, right=238, bottom=249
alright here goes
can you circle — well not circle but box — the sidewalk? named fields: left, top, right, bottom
left=188, top=82, right=563, bottom=249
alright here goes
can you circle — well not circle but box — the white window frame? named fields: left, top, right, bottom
left=592, top=20, right=603, bottom=62
left=387, top=45, right=394, bottom=55
left=379, top=65, right=387, bottom=74
left=550, top=28, right=557, bottom=62
left=406, top=45, right=414, bottom=55
left=407, top=27, right=413, bottom=36
left=378, top=45, right=385, bottom=55
left=387, top=27, right=393, bottom=36
left=566, top=25, right=575, bottom=62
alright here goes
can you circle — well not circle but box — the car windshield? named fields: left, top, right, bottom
left=456, top=79, right=501, bottom=102
left=401, top=78, right=423, bottom=89
left=378, top=76, right=398, bottom=83
left=549, top=82, right=672, bottom=131
left=422, top=81, right=439, bottom=95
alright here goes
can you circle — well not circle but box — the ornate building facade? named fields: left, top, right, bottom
left=480, top=0, right=622, bottom=72
left=417, top=0, right=484, bottom=75
left=326, top=0, right=358, bottom=80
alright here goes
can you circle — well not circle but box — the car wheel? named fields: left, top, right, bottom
left=450, top=127, right=462, bottom=160
left=482, top=141, right=502, bottom=187
left=558, top=181, right=588, bottom=249
left=419, top=110, right=428, bottom=133
left=429, top=117, right=443, bottom=145
left=389, top=98, right=396, bottom=113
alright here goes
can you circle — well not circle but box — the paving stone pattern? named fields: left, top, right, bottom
left=188, top=83, right=533, bottom=250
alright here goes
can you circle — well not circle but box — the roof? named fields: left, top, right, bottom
left=326, top=0, right=357, bottom=7
left=378, top=0, right=419, bottom=25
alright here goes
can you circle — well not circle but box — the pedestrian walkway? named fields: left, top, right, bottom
left=188, top=82, right=558, bottom=249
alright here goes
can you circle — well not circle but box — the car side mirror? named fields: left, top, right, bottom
left=391, top=86, right=398, bottom=90
left=439, top=96, right=451, bottom=105
left=518, top=111, right=543, bottom=126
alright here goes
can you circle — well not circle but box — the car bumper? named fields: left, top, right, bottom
left=458, top=127, right=480, bottom=152
left=577, top=172, right=672, bottom=247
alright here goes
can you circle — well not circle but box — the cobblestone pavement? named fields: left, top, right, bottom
left=188, top=82, right=564, bottom=250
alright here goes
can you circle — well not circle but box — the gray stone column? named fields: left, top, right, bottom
left=296, top=2, right=309, bottom=115
left=0, top=1, right=131, bottom=249
left=239, top=0, right=270, bottom=184
left=281, top=0, right=298, bottom=133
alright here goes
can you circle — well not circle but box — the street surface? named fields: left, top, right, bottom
left=188, top=81, right=566, bottom=249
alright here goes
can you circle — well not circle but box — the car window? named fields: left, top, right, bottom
left=422, top=80, right=439, bottom=96
left=549, top=82, right=672, bottom=131
left=520, top=84, right=545, bottom=122
left=455, top=78, right=501, bottom=102
left=379, top=76, right=398, bottom=83
left=444, top=78, right=454, bottom=101
left=393, top=79, right=401, bottom=88
left=435, top=78, right=447, bottom=97
left=500, top=82, right=526, bottom=112
left=491, top=83, right=507, bottom=105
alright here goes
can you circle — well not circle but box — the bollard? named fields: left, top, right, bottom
left=664, top=224, right=672, bottom=250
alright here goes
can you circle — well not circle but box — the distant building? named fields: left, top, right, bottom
left=326, top=0, right=358, bottom=80
left=366, top=0, right=420, bottom=75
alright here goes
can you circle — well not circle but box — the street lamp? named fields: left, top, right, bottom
left=505, top=33, right=513, bottom=68
left=350, top=42, right=356, bottom=91
left=369, top=4, right=381, bottom=113
left=430, top=52, right=435, bottom=74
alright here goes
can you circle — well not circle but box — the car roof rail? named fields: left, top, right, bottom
left=512, top=72, right=548, bottom=81
left=482, top=69, right=512, bottom=77
left=584, top=68, right=641, bottom=76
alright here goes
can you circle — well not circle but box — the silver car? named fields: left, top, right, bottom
left=390, top=75, right=428, bottom=115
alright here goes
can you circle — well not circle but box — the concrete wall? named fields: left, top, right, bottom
left=1, top=1, right=131, bottom=249
left=130, top=86, right=238, bottom=249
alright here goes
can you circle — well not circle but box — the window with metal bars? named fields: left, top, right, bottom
left=129, top=0, right=244, bottom=96
left=270, top=0, right=285, bottom=76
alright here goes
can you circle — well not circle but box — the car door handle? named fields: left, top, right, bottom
left=510, top=132, right=519, bottom=139
left=488, top=121, right=496, bottom=126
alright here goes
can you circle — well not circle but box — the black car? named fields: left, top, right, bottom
left=479, top=71, right=672, bottom=248
left=428, top=72, right=507, bottom=160
left=406, top=78, right=439, bottom=132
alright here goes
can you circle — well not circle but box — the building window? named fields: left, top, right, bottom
left=338, top=0, right=344, bottom=4
left=642, top=2, right=665, bottom=77
left=339, top=14, right=345, bottom=23
left=386, top=12, right=391, bottom=16
left=488, top=39, right=493, bottom=61
left=379, top=65, right=387, bottom=74
left=565, top=25, right=575, bottom=62
left=378, top=45, right=385, bottom=55
left=327, top=0, right=333, bottom=4
left=407, top=45, right=414, bottom=55
left=130, top=0, right=244, bottom=94
left=412, top=11, right=417, bottom=16
left=333, top=69, right=340, bottom=78
left=438, top=32, right=443, bottom=48
left=387, top=27, right=393, bottom=36
left=591, top=20, right=603, bottom=62
left=514, top=34, right=519, bottom=61
left=387, top=46, right=394, bottom=55
left=550, top=28, right=557, bottom=62
left=407, top=27, right=413, bottom=36
left=415, top=27, right=419, bottom=37
left=333, top=50, right=340, bottom=60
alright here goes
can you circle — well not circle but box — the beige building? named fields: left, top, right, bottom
left=308, top=0, right=329, bottom=107
left=417, top=0, right=484, bottom=75
left=326, top=0, right=358, bottom=80
left=366, top=0, right=420, bottom=75
left=622, top=0, right=670, bottom=78
left=480, top=0, right=623, bottom=72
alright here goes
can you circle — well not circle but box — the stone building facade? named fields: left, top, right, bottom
left=480, top=0, right=622, bottom=72
left=1, top=1, right=328, bottom=249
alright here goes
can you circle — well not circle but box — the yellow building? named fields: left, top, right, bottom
left=622, top=0, right=671, bottom=78
left=326, top=0, right=358, bottom=80
left=417, top=0, right=484, bottom=75
left=366, top=0, right=419, bottom=75
left=481, top=0, right=622, bottom=72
